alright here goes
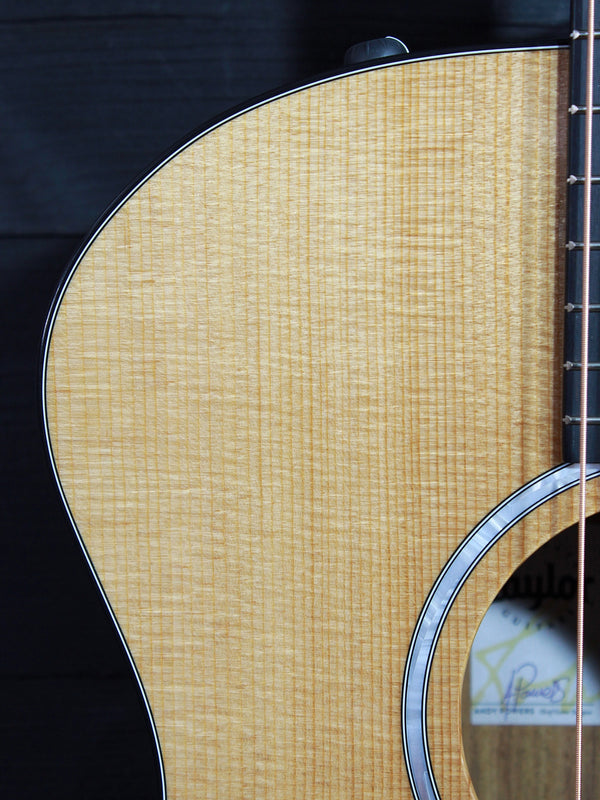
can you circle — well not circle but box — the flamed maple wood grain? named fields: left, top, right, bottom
left=45, top=47, right=597, bottom=799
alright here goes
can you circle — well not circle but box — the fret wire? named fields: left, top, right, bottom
left=566, top=240, right=600, bottom=249
left=565, top=302, right=600, bottom=310
left=568, top=174, right=600, bottom=183
left=571, top=29, right=600, bottom=37
left=564, top=361, right=600, bottom=369
left=568, top=104, right=600, bottom=113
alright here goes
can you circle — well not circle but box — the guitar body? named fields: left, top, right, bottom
left=43, top=46, right=600, bottom=798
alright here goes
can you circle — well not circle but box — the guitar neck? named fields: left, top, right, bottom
left=563, top=0, right=600, bottom=461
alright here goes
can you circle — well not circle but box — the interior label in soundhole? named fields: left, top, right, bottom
left=469, top=520, right=600, bottom=725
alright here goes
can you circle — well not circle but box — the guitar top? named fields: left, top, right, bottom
left=42, top=42, right=600, bottom=799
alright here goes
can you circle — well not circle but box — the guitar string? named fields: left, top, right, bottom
left=575, top=1, right=595, bottom=797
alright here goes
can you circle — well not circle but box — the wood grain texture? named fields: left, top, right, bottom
left=44, top=47, right=593, bottom=799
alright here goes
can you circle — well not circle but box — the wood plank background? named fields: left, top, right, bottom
left=0, top=1, right=570, bottom=797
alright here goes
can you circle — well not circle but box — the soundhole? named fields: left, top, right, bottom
left=462, top=514, right=600, bottom=799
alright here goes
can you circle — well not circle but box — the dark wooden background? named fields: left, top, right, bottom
left=0, top=1, right=570, bottom=797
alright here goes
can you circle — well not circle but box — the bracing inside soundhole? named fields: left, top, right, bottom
left=462, top=515, right=600, bottom=799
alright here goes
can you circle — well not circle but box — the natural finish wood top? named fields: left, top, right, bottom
left=45, top=47, right=594, bottom=798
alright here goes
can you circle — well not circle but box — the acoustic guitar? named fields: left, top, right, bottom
left=41, top=0, right=600, bottom=797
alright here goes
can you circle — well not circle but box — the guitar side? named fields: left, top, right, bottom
left=43, top=46, right=595, bottom=799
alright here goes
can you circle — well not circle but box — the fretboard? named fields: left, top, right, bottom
left=563, top=0, right=600, bottom=461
